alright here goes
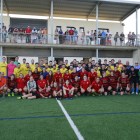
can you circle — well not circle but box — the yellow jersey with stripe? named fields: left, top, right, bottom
left=60, top=68, right=67, bottom=77
left=14, top=67, right=23, bottom=78
left=0, top=62, right=7, bottom=76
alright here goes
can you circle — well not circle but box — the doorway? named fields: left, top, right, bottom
left=55, top=58, right=63, bottom=65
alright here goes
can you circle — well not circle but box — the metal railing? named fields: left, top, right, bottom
left=0, top=32, right=139, bottom=47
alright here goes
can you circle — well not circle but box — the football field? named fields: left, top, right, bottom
left=0, top=95, right=140, bottom=140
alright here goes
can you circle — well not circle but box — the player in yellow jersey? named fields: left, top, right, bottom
left=45, top=63, right=51, bottom=72
left=51, top=65, right=58, bottom=75
left=94, top=66, right=101, bottom=77
left=60, top=64, right=67, bottom=77
left=116, top=62, right=122, bottom=72
left=54, top=60, right=58, bottom=69
left=32, top=63, right=42, bottom=72
left=21, top=58, right=26, bottom=67
left=0, top=57, right=7, bottom=77
left=65, top=60, right=70, bottom=69
left=69, top=65, right=74, bottom=74
left=106, top=66, right=111, bottom=76
left=30, top=59, right=35, bottom=71
left=106, top=61, right=114, bottom=71
left=23, top=63, right=31, bottom=77
left=14, top=63, right=23, bottom=78
left=43, top=59, right=48, bottom=66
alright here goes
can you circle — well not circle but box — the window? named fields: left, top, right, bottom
left=79, top=27, right=84, bottom=33
left=67, top=26, right=75, bottom=31
left=56, top=26, right=61, bottom=32
left=98, top=28, right=109, bottom=33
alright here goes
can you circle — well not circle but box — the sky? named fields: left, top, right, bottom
left=123, top=9, right=140, bottom=35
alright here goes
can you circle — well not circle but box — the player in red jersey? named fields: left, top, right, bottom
left=108, top=71, right=118, bottom=95
left=71, top=68, right=79, bottom=81
left=90, top=77, right=104, bottom=96
left=32, top=68, right=40, bottom=82
left=7, top=74, right=17, bottom=97
left=114, top=67, right=121, bottom=81
left=100, top=72, right=111, bottom=96
left=63, top=80, right=74, bottom=100
left=46, top=71, right=54, bottom=86
left=79, top=68, right=88, bottom=81
left=37, top=75, right=46, bottom=92
left=88, top=68, right=97, bottom=83
left=119, top=72, right=130, bottom=95
left=72, top=75, right=81, bottom=96
left=25, top=70, right=33, bottom=86
left=63, top=70, right=71, bottom=83
left=15, top=73, right=27, bottom=95
left=51, top=82, right=62, bottom=100
left=80, top=75, right=91, bottom=96
left=54, top=69, right=62, bottom=86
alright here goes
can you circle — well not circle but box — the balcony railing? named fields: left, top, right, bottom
left=0, top=32, right=139, bottom=47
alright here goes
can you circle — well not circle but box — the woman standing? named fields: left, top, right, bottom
left=114, top=32, right=119, bottom=46
left=120, top=32, right=125, bottom=46
left=2, top=26, right=7, bottom=42
left=86, top=31, right=90, bottom=45
left=81, top=30, right=85, bottom=45
left=54, top=29, right=59, bottom=44
left=132, top=32, right=136, bottom=46
left=128, top=32, right=132, bottom=46
left=46, top=71, right=54, bottom=86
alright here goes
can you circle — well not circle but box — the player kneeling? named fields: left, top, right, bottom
left=27, top=76, right=37, bottom=93
left=108, top=71, right=118, bottom=95
left=90, top=77, right=104, bottom=96
left=15, top=73, right=27, bottom=95
left=119, top=72, right=130, bottom=95
left=63, top=80, right=74, bottom=100
left=7, top=74, right=17, bottom=97
left=101, top=72, right=110, bottom=96
left=80, top=75, right=91, bottom=96
left=72, top=75, right=81, bottom=97
left=51, top=82, right=62, bottom=100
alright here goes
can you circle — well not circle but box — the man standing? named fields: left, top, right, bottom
left=69, top=28, right=74, bottom=44
left=7, top=59, right=16, bottom=77
left=0, top=57, right=7, bottom=78
left=59, top=29, right=63, bottom=44
left=126, top=61, right=131, bottom=69
left=30, top=59, right=35, bottom=71
left=0, top=72, right=7, bottom=97
left=25, top=26, right=31, bottom=43
left=101, top=30, right=106, bottom=45
left=106, top=29, right=112, bottom=45
left=21, top=58, right=26, bottom=67
left=42, top=27, right=47, bottom=44
left=14, top=56, right=19, bottom=66
left=8, top=25, right=13, bottom=43
left=74, top=28, right=78, bottom=44
left=13, top=27, right=19, bottom=43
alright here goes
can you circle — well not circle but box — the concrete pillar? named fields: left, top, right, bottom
left=96, top=3, right=98, bottom=63
left=51, top=0, right=53, bottom=61
left=133, top=49, right=140, bottom=65
left=1, top=0, right=3, bottom=62
left=136, top=8, right=138, bottom=46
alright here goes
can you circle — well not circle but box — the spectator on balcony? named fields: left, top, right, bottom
left=128, top=32, right=132, bottom=46
left=42, top=27, right=47, bottom=44
left=120, top=32, right=125, bottom=46
left=25, top=26, right=31, bottom=43
left=8, top=25, right=13, bottom=43
left=59, top=29, right=63, bottom=44
left=69, top=28, right=74, bottom=44
left=13, top=27, right=19, bottom=43
left=106, top=29, right=112, bottom=45
left=98, top=31, right=101, bottom=45
left=32, top=27, right=38, bottom=43
left=54, top=29, right=59, bottom=44
left=132, top=32, right=136, bottom=46
left=90, top=30, right=94, bottom=45
left=38, top=28, right=43, bottom=44
left=66, top=30, right=70, bottom=44
left=2, top=26, right=7, bottom=42
left=19, top=27, right=24, bottom=43
left=101, top=30, right=106, bottom=45
left=81, top=30, right=85, bottom=45
left=114, top=32, right=119, bottom=46
left=86, top=31, right=90, bottom=45
left=94, top=30, right=97, bottom=44
left=74, top=28, right=78, bottom=45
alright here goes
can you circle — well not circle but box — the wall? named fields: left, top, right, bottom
left=0, top=15, right=10, bottom=30
left=47, top=18, right=124, bottom=43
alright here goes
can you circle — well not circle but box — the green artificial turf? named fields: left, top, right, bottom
left=0, top=95, right=140, bottom=140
